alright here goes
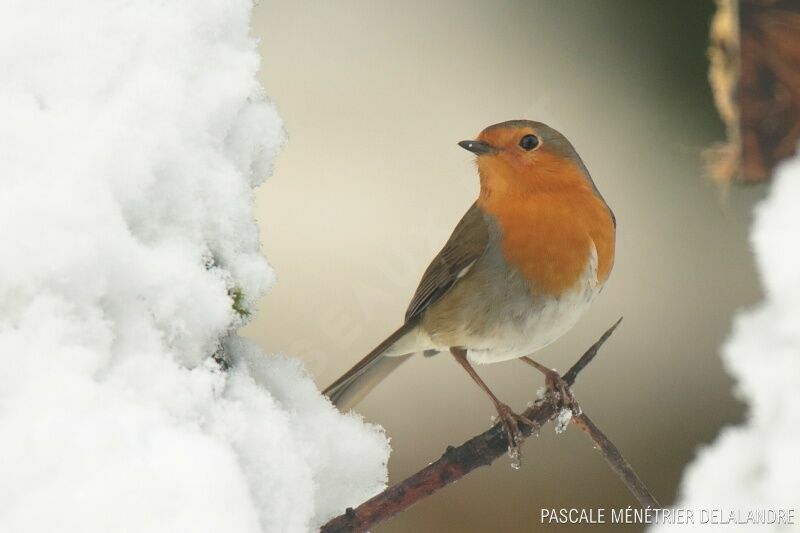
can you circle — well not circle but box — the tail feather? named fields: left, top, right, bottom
left=323, top=322, right=417, bottom=410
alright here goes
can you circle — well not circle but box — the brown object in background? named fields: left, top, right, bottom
left=708, top=0, right=800, bottom=183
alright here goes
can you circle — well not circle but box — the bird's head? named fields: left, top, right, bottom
left=459, top=120, right=594, bottom=200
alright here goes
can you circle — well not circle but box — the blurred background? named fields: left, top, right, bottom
left=244, top=1, right=766, bottom=531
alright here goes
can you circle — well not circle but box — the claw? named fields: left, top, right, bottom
left=520, top=357, right=577, bottom=410
left=544, top=369, right=576, bottom=410
left=494, top=402, right=538, bottom=463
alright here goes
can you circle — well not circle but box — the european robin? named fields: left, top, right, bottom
left=323, top=120, right=616, bottom=449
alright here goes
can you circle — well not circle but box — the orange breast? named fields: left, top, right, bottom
left=479, top=189, right=615, bottom=297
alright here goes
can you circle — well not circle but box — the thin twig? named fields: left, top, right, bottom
left=571, top=412, right=660, bottom=508
left=562, top=316, right=623, bottom=385
left=321, top=318, right=652, bottom=533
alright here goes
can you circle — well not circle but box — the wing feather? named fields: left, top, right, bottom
left=404, top=202, right=489, bottom=322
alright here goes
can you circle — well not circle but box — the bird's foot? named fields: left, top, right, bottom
left=493, top=402, right=537, bottom=463
left=543, top=369, right=580, bottom=415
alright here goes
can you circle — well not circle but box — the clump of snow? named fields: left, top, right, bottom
left=508, top=447, right=521, bottom=470
left=650, top=153, right=800, bottom=531
left=554, top=407, right=573, bottom=434
left=0, top=1, right=389, bottom=532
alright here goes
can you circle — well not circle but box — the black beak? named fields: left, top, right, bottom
left=458, top=140, right=496, bottom=155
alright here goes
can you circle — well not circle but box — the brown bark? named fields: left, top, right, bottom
left=321, top=319, right=659, bottom=533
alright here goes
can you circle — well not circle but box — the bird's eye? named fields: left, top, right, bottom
left=519, top=134, right=539, bottom=151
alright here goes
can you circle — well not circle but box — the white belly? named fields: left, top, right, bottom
left=465, top=282, right=599, bottom=364
left=464, top=242, right=601, bottom=364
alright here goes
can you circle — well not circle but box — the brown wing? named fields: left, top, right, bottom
left=404, top=202, right=490, bottom=322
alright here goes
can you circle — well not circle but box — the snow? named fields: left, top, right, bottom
left=554, top=407, right=573, bottom=435
left=650, top=153, right=800, bottom=531
left=0, top=1, right=389, bottom=532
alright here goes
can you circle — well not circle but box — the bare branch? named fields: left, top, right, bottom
left=321, top=318, right=655, bottom=533
left=572, top=412, right=660, bottom=508
left=562, top=316, right=623, bottom=385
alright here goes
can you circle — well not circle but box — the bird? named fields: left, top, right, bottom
left=323, top=119, right=616, bottom=449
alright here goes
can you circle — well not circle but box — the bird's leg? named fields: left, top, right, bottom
left=450, top=347, right=535, bottom=454
left=519, top=356, right=575, bottom=408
